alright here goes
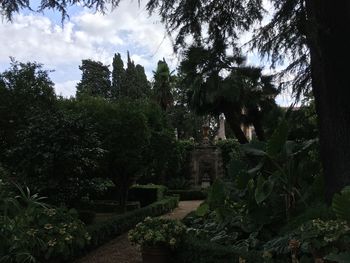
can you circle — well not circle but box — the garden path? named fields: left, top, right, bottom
left=76, top=200, right=203, bottom=263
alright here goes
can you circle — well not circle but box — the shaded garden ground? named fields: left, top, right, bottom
left=76, top=200, right=203, bottom=263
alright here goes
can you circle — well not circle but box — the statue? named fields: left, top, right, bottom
left=217, top=113, right=226, bottom=140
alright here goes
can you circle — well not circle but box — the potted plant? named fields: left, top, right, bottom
left=128, top=217, right=186, bottom=263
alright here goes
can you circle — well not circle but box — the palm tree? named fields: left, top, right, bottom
left=179, top=46, right=279, bottom=143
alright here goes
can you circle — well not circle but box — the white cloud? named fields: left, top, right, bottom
left=0, top=1, right=177, bottom=97
left=54, top=80, right=78, bottom=97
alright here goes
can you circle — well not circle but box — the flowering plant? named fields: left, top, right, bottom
left=128, top=217, right=186, bottom=249
left=0, top=182, right=90, bottom=262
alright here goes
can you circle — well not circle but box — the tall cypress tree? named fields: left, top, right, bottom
left=123, top=51, right=150, bottom=99
left=111, top=53, right=125, bottom=99
left=76, top=59, right=111, bottom=98
left=135, top=64, right=150, bottom=98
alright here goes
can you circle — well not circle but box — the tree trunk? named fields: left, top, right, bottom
left=305, top=0, right=350, bottom=201
left=224, top=111, right=249, bottom=144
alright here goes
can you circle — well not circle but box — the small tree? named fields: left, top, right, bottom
left=77, top=97, right=151, bottom=209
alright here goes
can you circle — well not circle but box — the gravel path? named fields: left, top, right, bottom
left=76, top=200, right=203, bottom=263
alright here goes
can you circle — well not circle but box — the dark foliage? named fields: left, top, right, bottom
left=128, top=184, right=167, bottom=207
left=86, top=196, right=179, bottom=249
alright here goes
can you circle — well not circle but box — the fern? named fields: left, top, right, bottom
left=332, top=186, right=350, bottom=222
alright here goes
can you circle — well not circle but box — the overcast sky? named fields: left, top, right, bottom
left=0, top=0, right=294, bottom=105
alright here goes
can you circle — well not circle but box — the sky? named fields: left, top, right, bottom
left=0, top=0, right=295, bottom=105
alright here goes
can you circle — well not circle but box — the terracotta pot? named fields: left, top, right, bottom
left=141, top=246, right=171, bottom=263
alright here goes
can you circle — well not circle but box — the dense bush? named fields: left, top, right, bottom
left=165, top=140, right=195, bottom=188
left=0, top=61, right=103, bottom=206
left=168, top=190, right=207, bottom=201
left=174, top=234, right=261, bottom=263
left=70, top=97, right=151, bottom=209
left=128, top=217, right=186, bottom=249
left=87, top=196, right=179, bottom=249
left=128, top=184, right=167, bottom=207
left=0, top=182, right=90, bottom=263
left=215, top=139, right=240, bottom=175
left=79, top=200, right=141, bottom=213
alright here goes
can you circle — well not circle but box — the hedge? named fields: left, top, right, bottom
left=79, top=200, right=140, bottom=213
left=86, top=196, right=179, bottom=249
left=174, top=235, right=262, bottom=263
left=128, top=184, right=167, bottom=207
left=168, top=190, right=207, bottom=201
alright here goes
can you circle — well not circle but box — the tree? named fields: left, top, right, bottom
left=2, top=0, right=349, bottom=199
left=179, top=46, right=278, bottom=143
left=139, top=100, right=175, bottom=184
left=111, top=53, right=125, bottom=99
left=121, top=51, right=150, bottom=99
left=148, top=0, right=350, bottom=200
left=152, top=59, right=174, bottom=111
left=76, top=59, right=111, bottom=98
left=0, top=59, right=56, bottom=162
left=8, top=106, right=103, bottom=205
left=76, top=97, right=150, bottom=209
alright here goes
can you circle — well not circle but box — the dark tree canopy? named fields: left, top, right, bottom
left=122, top=52, right=150, bottom=99
left=180, top=45, right=278, bottom=143
left=111, top=52, right=125, bottom=99
left=152, top=59, right=174, bottom=111
left=76, top=59, right=112, bottom=98
left=2, top=0, right=350, bottom=200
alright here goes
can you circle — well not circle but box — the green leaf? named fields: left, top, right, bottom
left=255, top=175, right=274, bottom=204
left=332, top=186, right=350, bottom=222
left=266, top=119, right=289, bottom=158
left=241, top=144, right=267, bottom=156
left=196, top=203, right=209, bottom=217
left=324, top=252, right=350, bottom=263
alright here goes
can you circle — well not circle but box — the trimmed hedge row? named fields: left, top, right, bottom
left=128, top=184, right=167, bottom=207
left=86, top=196, right=179, bottom=249
left=175, top=235, right=261, bottom=263
left=79, top=200, right=140, bottom=213
left=168, top=190, right=207, bottom=201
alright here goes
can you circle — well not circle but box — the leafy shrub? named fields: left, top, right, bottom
left=79, top=200, right=121, bottom=213
left=79, top=199, right=141, bottom=213
left=128, top=217, right=185, bottom=249
left=216, top=139, right=240, bottom=175
left=168, top=190, right=207, bottom=200
left=332, top=186, right=350, bottom=222
left=0, top=183, right=90, bottom=263
left=129, top=184, right=167, bottom=207
left=294, top=219, right=350, bottom=261
left=87, top=196, right=179, bottom=248
left=174, top=234, right=261, bottom=263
